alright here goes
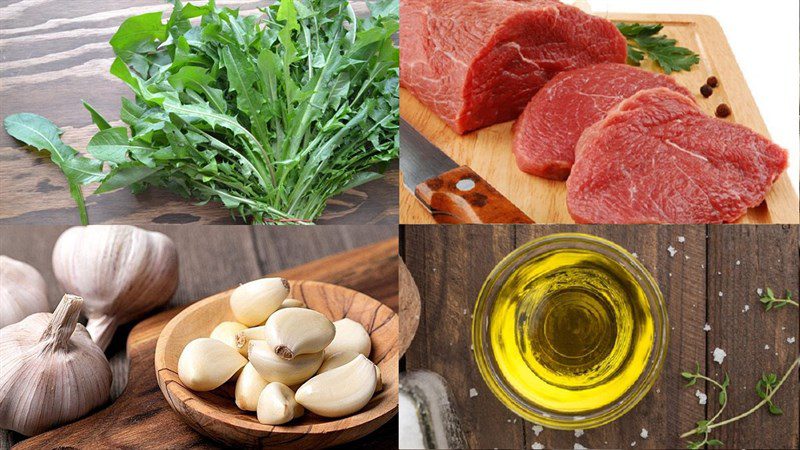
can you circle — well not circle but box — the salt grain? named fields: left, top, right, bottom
left=757, top=288, right=764, bottom=295
left=632, top=252, right=638, bottom=258
left=713, top=347, right=727, bottom=364
left=532, top=443, right=545, bottom=450
left=667, top=245, right=677, bottom=257
left=469, top=388, right=478, bottom=398
left=764, top=344, right=770, bottom=350
left=640, top=428, right=649, bottom=439
left=532, top=425, right=544, bottom=436
left=788, top=337, right=796, bottom=344
left=742, top=305, right=750, bottom=313
left=703, top=323, right=711, bottom=332
left=735, top=260, right=741, bottom=266
left=718, top=291, right=723, bottom=297
left=695, top=390, right=707, bottom=405
left=631, top=441, right=637, bottom=447
left=574, top=429, right=584, bottom=438
left=574, top=444, right=587, bottom=450
left=677, top=236, right=685, bottom=243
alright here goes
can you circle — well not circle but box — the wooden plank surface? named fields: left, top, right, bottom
left=399, top=14, right=800, bottom=225
left=402, top=224, right=799, bottom=449
left=0, top=225, right=398, bottom=449
left=0, top=0, right=397, bottom=225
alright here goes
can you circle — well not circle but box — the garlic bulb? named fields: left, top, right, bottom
left=265, top=308, right=335, bottom=359
left=0, top=256, right=49, bottom=328
left=178, top=338, right=247, bottom=391
left=0, top=294, right=111, bottom=436
left=248, top=340, right=323, bottom=386
left=295, top=354, right=377, bottom=418
left=235, top=325, right=265, bottom=353
left=257, top=382, right=304, bottom=425
left=52, top=225, right=179, bottom=350
left=235, top=363, right=268, bottom=411
left=279, top=298, right=305, bottom=309
left=230, top=278, right=289, bottom=327
left=325, top=318, right=372, bottom=357
left=210, top=321, right=248, bottom=355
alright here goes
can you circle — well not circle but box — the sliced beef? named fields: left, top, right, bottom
left=513, top=63, right=693, bottom=180
left=566, top=88, right=788, bottom=224
left=400, top=0, right=627, bottom=134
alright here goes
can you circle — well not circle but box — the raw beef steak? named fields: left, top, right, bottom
left=400, top=0, right=627, bottom=134
left=513, top=63, right=693, bottom=180
left=567, top=88, right=788, bottom=224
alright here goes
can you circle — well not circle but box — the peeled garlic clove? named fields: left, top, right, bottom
left=235, top=325, right=265, bottom=356
left=265, top=308, right=335, bottom=359
left=52, top=225, right=179, bottom=351
left=279, top=298, right=305, bottom=309
left=374, top=365, right=383, bottom=393
left=210, top=321, right=248, bottom=354
left=256, top=382, right=304, bottom=425
left=295, top=354, right=377, bottom=418
left=230, top=278, right=289, bottom=327
left=178, top=338, right=247, bottom=391
left=249, top=340, right=323, bottom=386
left=0, top=256, right=49, bottom=328
left=325, top=318, right=372, bottom=357
left=235, top=363, right=268, bottom=411
left=318, top=350, right=361, bottom=374
left=0, top=294, right=111, bottom=436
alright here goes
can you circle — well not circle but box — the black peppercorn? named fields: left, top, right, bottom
left=706, top=76, right=719, bottom=88
left=715, top=104, right=731, bottom=118
left=700, top=84, right=713, bottom=98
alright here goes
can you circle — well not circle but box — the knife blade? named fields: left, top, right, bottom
left=400, top=118, right=534, bottom=224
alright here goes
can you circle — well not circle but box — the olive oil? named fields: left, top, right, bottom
left=485, top=241, right=656, bottom=415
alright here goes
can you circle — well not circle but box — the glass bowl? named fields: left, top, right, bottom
left=471, top=233, right=668, bottom=429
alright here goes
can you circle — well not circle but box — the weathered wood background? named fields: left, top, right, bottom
left=403, top=225, right=799, bottom=449
left=0, top=0, right=397, bottom=225
left=0, top=225, right=397, bottom=449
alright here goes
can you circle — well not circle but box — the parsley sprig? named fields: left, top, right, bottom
left=616, top=23, right=700, bottom=74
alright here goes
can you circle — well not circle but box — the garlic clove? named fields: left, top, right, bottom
left=317, top=350, right=361, bottom=374
left=248, top=340, right=323, bottom=386
left=235, top=325, right=265, bottom=355
left=324, top=318, right=372, bottom=357
left=256, top=382, right=304, bottom=425
left=210, top=321, right=248, bottom=353
left=52, top=225, right=179, bottom=351
left=374, top=365, right=383, bottom=393
left=230, top=278, right=289, bottom=327
left=234, top=362, right=268, bottom=411
left=0, top=256, right=50, bottom=328
left=278, top=298, right=305, bottom=309
left=0, top=294, right=112, bottom=436
left=178, top=338, right=247, bottom=391
left=265, top=308, right=335, bottom=360
left=295, top=354, right=377, bottom=418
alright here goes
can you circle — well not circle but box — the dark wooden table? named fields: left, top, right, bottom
left=0, top=225, right=397, bottom=449
left=402, top=225, right=799, bottom=449
left=0, top=0, right=397, bottom=225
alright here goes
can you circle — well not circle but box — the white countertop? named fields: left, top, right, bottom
left=579, top=0, right=800, bottom=194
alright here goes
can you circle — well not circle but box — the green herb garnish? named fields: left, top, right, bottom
left=4, top=0, right=399, bottom=224
left=759, top=288, right=798, bottom=310
left=616, top=22, right=699, bottom=74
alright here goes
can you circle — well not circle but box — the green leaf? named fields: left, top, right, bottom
left=110, top=12, right=167, bottom=63
left=82, top=101, right=112, bottom=130
left=706, top=439, right=724, bottom=447
left=718, top=390, right=726, bottom=406
left=94, top=163, right=157, bottom=194
left=615, top=22, right=699, bottom=73
left=695, top=420, right=709, bottom=433
left=768, top=403, right=783, bottom=415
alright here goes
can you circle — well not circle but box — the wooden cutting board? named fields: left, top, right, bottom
left=400, top=13, right=800, bottom=225
left=13, top=240, right=398, bottom=449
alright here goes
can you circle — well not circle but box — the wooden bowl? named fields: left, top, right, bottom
left=154, top=280, right=398, bottom=449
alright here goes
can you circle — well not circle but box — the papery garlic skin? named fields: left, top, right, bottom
left=265, top=308, right=335, bottom=360
left=295, top=354, right=377, bottom=418
left=210, top=321, right=248, bottom=355
left=278, top=298, right=305, bottom=309
left=0, top=256, right=49, bottom=328
left=52, top=225, right=179, bottom=350
left=325, top=318, right=372, bottom=357
left=230, top=278, right=289, bottom=327
left=248, top=340, right=323, bottom=386
left=0, top=294, right=111, bottom=436
left=235, top=363, right=268, bottom=411
left=178, top=338, right=247, bottom=391
left=256, top=382, right=304, bottom=425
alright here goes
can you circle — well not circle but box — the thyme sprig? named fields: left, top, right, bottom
left=759, top=288, right=798, bottom=310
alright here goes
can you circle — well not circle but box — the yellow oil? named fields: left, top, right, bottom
left=488, top=247, right=654, bottom=414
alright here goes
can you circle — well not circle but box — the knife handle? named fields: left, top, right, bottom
left=415, top=166, right=534, bottom=224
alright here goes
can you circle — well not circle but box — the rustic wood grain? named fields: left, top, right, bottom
left=0, top=0, right=397, bottom=225
left=0, top=225, right=397, bottom=449
left=155, top=280, right=398, bottom=448
left=399, top=14, right=800, bottom=225
left=402, top=224, right=799, bottom=449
